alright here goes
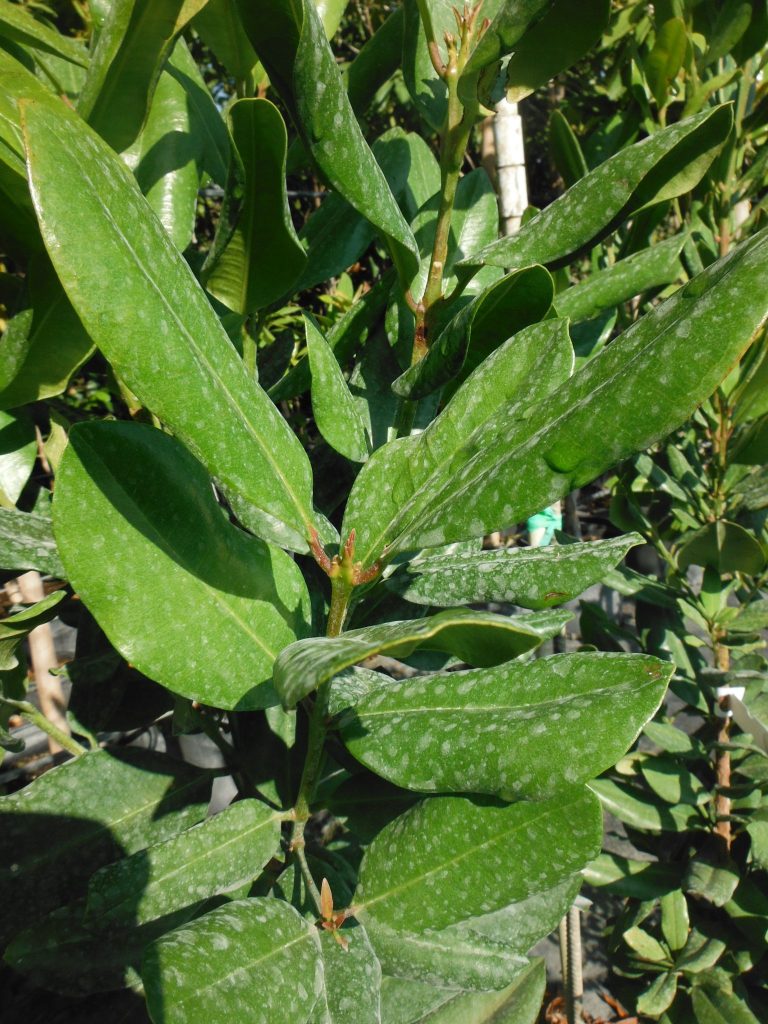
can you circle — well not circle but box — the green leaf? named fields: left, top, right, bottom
left=141, top=898, right=323, bottom=1024
left=641, top=757, right=710, bottom=806
left=684, top=857, right=740, bottom=908
left=274, top=608, right=567, bottom=708
left=554, top=235, right=685, bottom=324
left=0, top=255, right=93, bottom=410
left=191, top=0, right=258, bottom=81
left=463, top=107, right=732, bottom=271
left=307, top=315, right=370, bottom=462
left=0, top=408, right=36, bottom=506
left=676, top=929, right=727, bottom=973
left=549, top=110, right=588, bottom=188
left=590, top=778, right=705, bottom=833
left=678, top=520, right=767, bottom=575
left=344, top=318, right=574, bottom=570
left=0, top=0, right=88, bottom=67
left=354, top=788, right=601, bottom=933
left=341, top=652, right=671, bottom=798
left=366, top=877, right=578, bottom=991
left=691, top=985, right=762, bottom=1024
left=391, top=265, right=554, bottom=399
left=380, top=958, right=546, bottom=1024
left=0, top=748, right=210, bottom=947
left=661, top=890, right=689, bottom=953
left=310, top=926, right=381, bottom=1024
left=237, top=0, right=419, bottom=288
left=22, top=93, right=323, bottom=548
left=583, top=852, right=683, bottom=899
left=637, top=972, right=678, bottom=1016
left=504, top=0, right=611, bottom=103
left=0, top=590, right=65, bottom=673
left=204, top=98, right=306, bottom=314
left=645, top=18, right=687, bottom=108
left=54, top=421, right=311, bottom=710
left=623, top=925, right=670, bottom=963
left=643, top=721, right=698, bottom=755
left=389, top=534, right=642, bottom=610
left=401, top=229, right=768, bottom=554
left=85, top=800, right=282, bottom=927
left=703, top=0, right=754, bottom=66
left=77, top=0, right=205, bottom=152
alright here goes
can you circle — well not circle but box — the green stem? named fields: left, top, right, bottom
left=1, top=698, right=87, bottom=758
left=295, top=842, right=323, bottom=915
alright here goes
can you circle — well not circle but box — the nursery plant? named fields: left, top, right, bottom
left=1, top=1, right=768, bottom=1022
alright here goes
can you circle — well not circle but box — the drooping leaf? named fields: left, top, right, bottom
left=344, top=319, right=574, bottom=570
left=392, top=265, right=554, bottom=399
left=53, top=421, right=311, bottom=710
left=204, top=98, right=306, bottom=313
left=389, top=534, right=642, bottom=609
left=462, top=107, right=732, bottom=271
left=341, top=653, right=671, bottom=798
left=86, top=800, right=283, bottom=926
left=0, top=748, right=210, bottom=946
left=306, top=315, right=370, bottom=462
left=504, top=0, right=611, bottom=103
left=310, top=925, right=382, bottom=1024
left=142, top=898, right=324, bottom=1024
left=353, top=788, right=601, bottom=933
left=77, top=0, right=206, bottom=152
left=22, top=93, right=324, bottom=549
left=237, top=0, right=419, bottom=287
left=274, top=607, right=570, bottom=708
left=554, top=235, right=685, bottom=324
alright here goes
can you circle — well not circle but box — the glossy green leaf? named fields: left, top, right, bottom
left=549, top=110, right=588, bottom=188
left=400, top=229, right=768, bottom=555
left=678, top=520, right=767, bottom=575
left=307, top=315, right=370, bottom=463
left=0, top=508, right=63, bottom=576
left=691, top=985, right=762, bottom=1024
left=342, top=653, right=671, bottom=798
left=645, top=18, right=687, bottom=107
left=77, top=0, right=206, bottom=152
left=274, top=607, right=568, bottom=708
left=643, top=721, right=698, bottom=755
left=392, top=265, right=554, bottom=399
left=86, top=800, right=283, bottom=926
left=142, top=898, right=323, bottom=1024
left=353, top=788, right=601, bottom=933
left=583, top=852, right=683, bottom=899
left=344, top=319, right=574, bottom=570
left=0, top=408, right=35, bottom=506
left=0, top=0, right=88, bottom=67
left=311, top=926, right=381, bottom=1024
left=205, top=99, right=306, bottom=313
left=380, top=958, right=546, bottom=1024
left=554, top=235, right=685, bottom=324
left=590, top=778, right=705, bottom=833
left=366, top=876, right=578, bottom=991
left=192, top=0, right=258, bottom=81
left=504, top=0, right=611, bottom=103
left=54, top=421, right=311, bottom=710
left=463, top=107, right=732, bottom=271
left=0, top=748, right=210, bottom=947
left=23, top=94, right=323, bottom=548
left=237, top=0, right=419, bottom=287
left=0, top=255, right=93, bottom=410
left=390, top=534, right=642, bottom=609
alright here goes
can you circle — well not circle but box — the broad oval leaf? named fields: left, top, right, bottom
left=54, top=421, right=311, bottom=710
left=142, top=898, right=324, bottom=1024
left=463, top=107, right=732, bottom=271
left=353, top=788, right=602, bottom=933
left=22, top=93, right=322, bottom=548
left=0, top=748, right=210, bottom=947
left=274, top=607, right=569, bottom=708
left=341, top=653, right=672, bottom=798
left=389, top=534, right=642, bottom=610
left=204, top=98, right=306, bottom=313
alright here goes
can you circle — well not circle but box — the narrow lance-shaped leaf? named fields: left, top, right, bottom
left=462, top=106, right=733, bottom=271
left=306, top=315, right=370, bottom=463
left=549, top=109, right=588, bottom=188
left=191, top=0, right=258, bottom=81
left=54, top=421, right=311, bottom=710
left=397, top=228, right=768, bottom=555
left=236, top=0, right=419, bottom=287
left=86, top=800, right=284, bottom=926
left=353, top=788, right=602, bottom=933
left=554, top=234, right=685, bottom=324
left=389, top=533, right=643, bottom=609
left=77, top=0, right=207, bottom=152
left=645, top=17, right=688, bottom=108
left=274, top=607, right=570, bottom=708
left=141, top=899, right=324, bottom=1024
left=204, top=98, right=306, bottom=313
left=0, top=0, right=88, bottom=67
left=22, top=93, right=325, bottom=549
